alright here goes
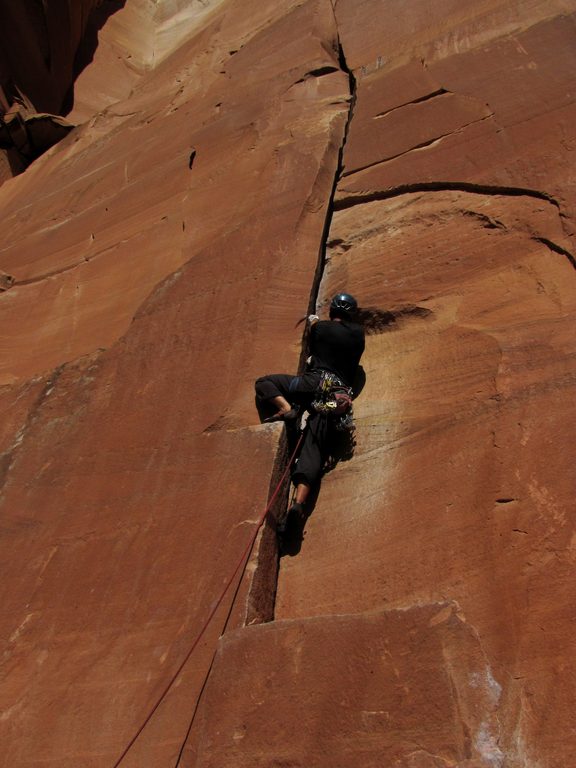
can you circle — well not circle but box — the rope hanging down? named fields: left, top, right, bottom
left=112, top=429, right=305, bottom=768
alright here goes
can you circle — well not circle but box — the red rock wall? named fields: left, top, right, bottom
left=273, top=2, right=576, bottom=766
left=0, top=1, right=349, bottom=764
left=1, top=1, right=575, bottom=766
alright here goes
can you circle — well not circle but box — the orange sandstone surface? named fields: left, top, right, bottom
left=1, top=1, right=575, bottom=767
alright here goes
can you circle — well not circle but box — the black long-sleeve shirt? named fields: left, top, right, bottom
left=309, top=319, right=365, bottom=387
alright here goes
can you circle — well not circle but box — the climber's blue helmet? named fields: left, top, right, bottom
left=329, top=292, right=358, bottom=319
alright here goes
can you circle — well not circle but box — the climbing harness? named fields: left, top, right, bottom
left=310, top=370, right=354, bottom=430
left=111, top=430, right=305, bottom=768
left=311, top=371, right=352, bottom=414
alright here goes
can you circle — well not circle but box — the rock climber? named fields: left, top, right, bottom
left=255, top=292, right=365, bottom=527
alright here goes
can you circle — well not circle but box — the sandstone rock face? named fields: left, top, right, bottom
left=192, top=604, right=503, bottom=767
left=0, top=0, right=227, bottom=179
left=275, top=2, right=576, bottom=766
left=1, top=1, right=575, bottom=767
left=0, top=1, right=349, bottom=765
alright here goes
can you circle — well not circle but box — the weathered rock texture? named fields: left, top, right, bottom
left=0, top=1, right=349, bottom=765
left=191, top=604, right=504, bottom=767
left=1, top=0, right=575, bottom=767
left=275, top=2, right=576, bottom=766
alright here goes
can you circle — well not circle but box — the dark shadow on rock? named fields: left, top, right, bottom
left=63, top=0, right=127, bottom=114
left=359, top=304, right=433, bottom=335
left=5, top=144, right=26, bottom=175
left=0, top=111, right=74, bottom=170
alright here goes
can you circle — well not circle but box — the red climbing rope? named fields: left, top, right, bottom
left=111, top=429, right=305, bottom=768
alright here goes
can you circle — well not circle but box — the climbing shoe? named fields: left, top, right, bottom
left=277, top=502, right=305, bottom=537
left=288, top=501, right=306, bottom=522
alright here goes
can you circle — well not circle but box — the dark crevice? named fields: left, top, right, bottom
left=0, top=272, right=15, bottom=291
left=246, top=24, right=357, bottom=621
left=373, top=88, right=451, bottom=119
left=496, top=498, right=517, bottom=504
left=532, top=236, right=576, bottom=269
left=297, top=39, right=356, bottom=376
left=243, top=429, right=292, bottom=625
left=294, top=66, right=340, bottom=84
left=334, top=181, right=562, bottom=212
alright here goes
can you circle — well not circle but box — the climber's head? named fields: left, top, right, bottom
left=329, top=292, right=358, bottom=320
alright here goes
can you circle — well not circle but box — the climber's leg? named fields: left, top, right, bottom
left=255, top=374, right=296, bottom=421
left=255, top=371, right=321, bottom=422
left=290, top=412, right=329, bottom=518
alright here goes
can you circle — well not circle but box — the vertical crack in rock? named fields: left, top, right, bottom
left=242, top=429, right=292, bottom=626
left=306, top=33, right=357, bottom=319
left=189, top=7, right=576, bottom=767
left=245, top=18, right=356, bottom=626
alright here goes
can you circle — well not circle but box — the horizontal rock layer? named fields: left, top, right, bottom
left=1, top=0, right=575, bottom=766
